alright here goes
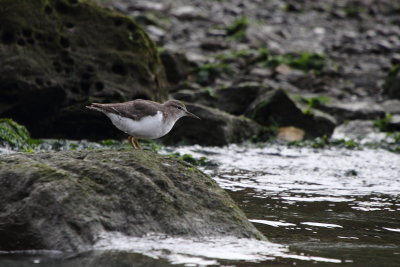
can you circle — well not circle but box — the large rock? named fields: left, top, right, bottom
left=0, top=0, right=168, bottom=139
left=160, top=50, right=193, bottom=85
left=0, top=150, right=265, bottom=252
left=173, top=84, right=263, bottom=116
left=246, top=89, right=336, bottom=138
left=163, top=103, right=262, bottom=146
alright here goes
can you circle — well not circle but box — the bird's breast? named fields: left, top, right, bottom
left=106, top=111, right=169, bottom=139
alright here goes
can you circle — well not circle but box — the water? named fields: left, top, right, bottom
left=1, top=144, right=399, bottom=266
left=170, top=144, right=400, bottom=266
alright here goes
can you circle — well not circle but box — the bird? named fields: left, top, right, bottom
left=86, top=99, right=200, bottom=150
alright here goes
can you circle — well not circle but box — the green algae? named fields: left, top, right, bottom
left=0, top=118, right=31, bottom=150
left=226, top=17, right=249, bottom=40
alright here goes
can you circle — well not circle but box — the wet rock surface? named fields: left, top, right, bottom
left=0, top=0, right=168, bottom=140
left=0, top=150, right=264, bottom=252
left=163, top=103, right=262, bottom=146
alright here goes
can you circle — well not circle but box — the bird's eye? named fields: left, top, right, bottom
left=176, top=106, right=182, bottom=110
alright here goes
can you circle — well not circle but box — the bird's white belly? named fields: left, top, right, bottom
left=106, top=111, right=172, bottom=139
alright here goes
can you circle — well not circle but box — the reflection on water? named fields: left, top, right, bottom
left=1, top=144, right=399, bottom=266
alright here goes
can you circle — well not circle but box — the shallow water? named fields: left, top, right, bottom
left=171, top=144, right=400, bottom=266
left=1, top=144, right=399, bottom=266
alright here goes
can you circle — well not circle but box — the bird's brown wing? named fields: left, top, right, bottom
left=89, top=100, right=162, bottom=121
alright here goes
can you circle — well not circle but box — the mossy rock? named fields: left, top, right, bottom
left=0, top=0, right=168, bottom=139
left=246, top=89, right=336, bottom=138
left=0, top=150, right=265, bottom=251
left=0, top=118, right=30, bottom=150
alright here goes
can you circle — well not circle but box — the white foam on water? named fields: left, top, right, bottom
left=300, top=222, right=343, bottom=228
left=93, top=232, right=341, bottom=265
left=382, top=227, right=400, bottom=233
left=249, top=219, right=296, bottom=227
left=168, top=145, right=400, bottom=197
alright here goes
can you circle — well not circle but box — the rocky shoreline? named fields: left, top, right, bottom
left=99, top=0, right=400, bottom=144
left=0, top=0, right=400, bottom=255
left=1, top=0, right=399, bottom=145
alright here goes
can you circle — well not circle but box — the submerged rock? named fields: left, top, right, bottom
left=163, top=103, right=262, bottom=146
left=0, top=0, right=167, bottom=140
left=0, top=150, right=265, bottom=252
left=247, top=89, right=336, bottom=138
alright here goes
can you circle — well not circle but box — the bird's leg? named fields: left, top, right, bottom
left=128, top=136, right=137, bottom=149
left=133, top=138, right=142, bottom=150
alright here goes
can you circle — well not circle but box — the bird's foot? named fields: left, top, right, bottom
left=128, top=136, right=142, bottom=150
left=128, top=136, right=137, bottom=149
left=133, top=138, right=142, bottom=150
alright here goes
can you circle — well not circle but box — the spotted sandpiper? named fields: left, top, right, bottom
left=86, top=99, right=200, bottom=149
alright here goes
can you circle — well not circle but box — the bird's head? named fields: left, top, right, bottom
left=164, top=100, right=200, bottom=120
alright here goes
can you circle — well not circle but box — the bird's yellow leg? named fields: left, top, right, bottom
left=133, top=138, right=142, bottom=150
left=128, top=136, right=137, bottom=149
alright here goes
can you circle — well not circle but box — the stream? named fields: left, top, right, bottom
left=0, top=144, right=399, bottom=266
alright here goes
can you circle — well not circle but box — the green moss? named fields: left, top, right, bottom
left=311, top=135, right=330, bottom=148
left=225, top=17, right=249, bottom=40
left=140, top=140, right=163, bottom=152
left=180, top=154, right=209, bottom=166
left=303, top=108, right=314, bottom=116
left=204, top=87, right=217, bottom=98
left=215, top=49, right=250, bottom=61
left=0, top=118, right=31, bottom=149
left=186, top=167, right=196, bottom=172
left=259, top=50, right=328, bottom=73
left=295, top=95, right=330, bottom=108
left=168, top=153, right=213, bottom=167
left=196, top=63, right=234, bottom=84
left=374, top=114, right=393, bottom=132
left=100, top=139, right=121, bottom=146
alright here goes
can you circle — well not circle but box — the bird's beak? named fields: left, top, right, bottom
left=185, top=111, right=201, bottom=120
